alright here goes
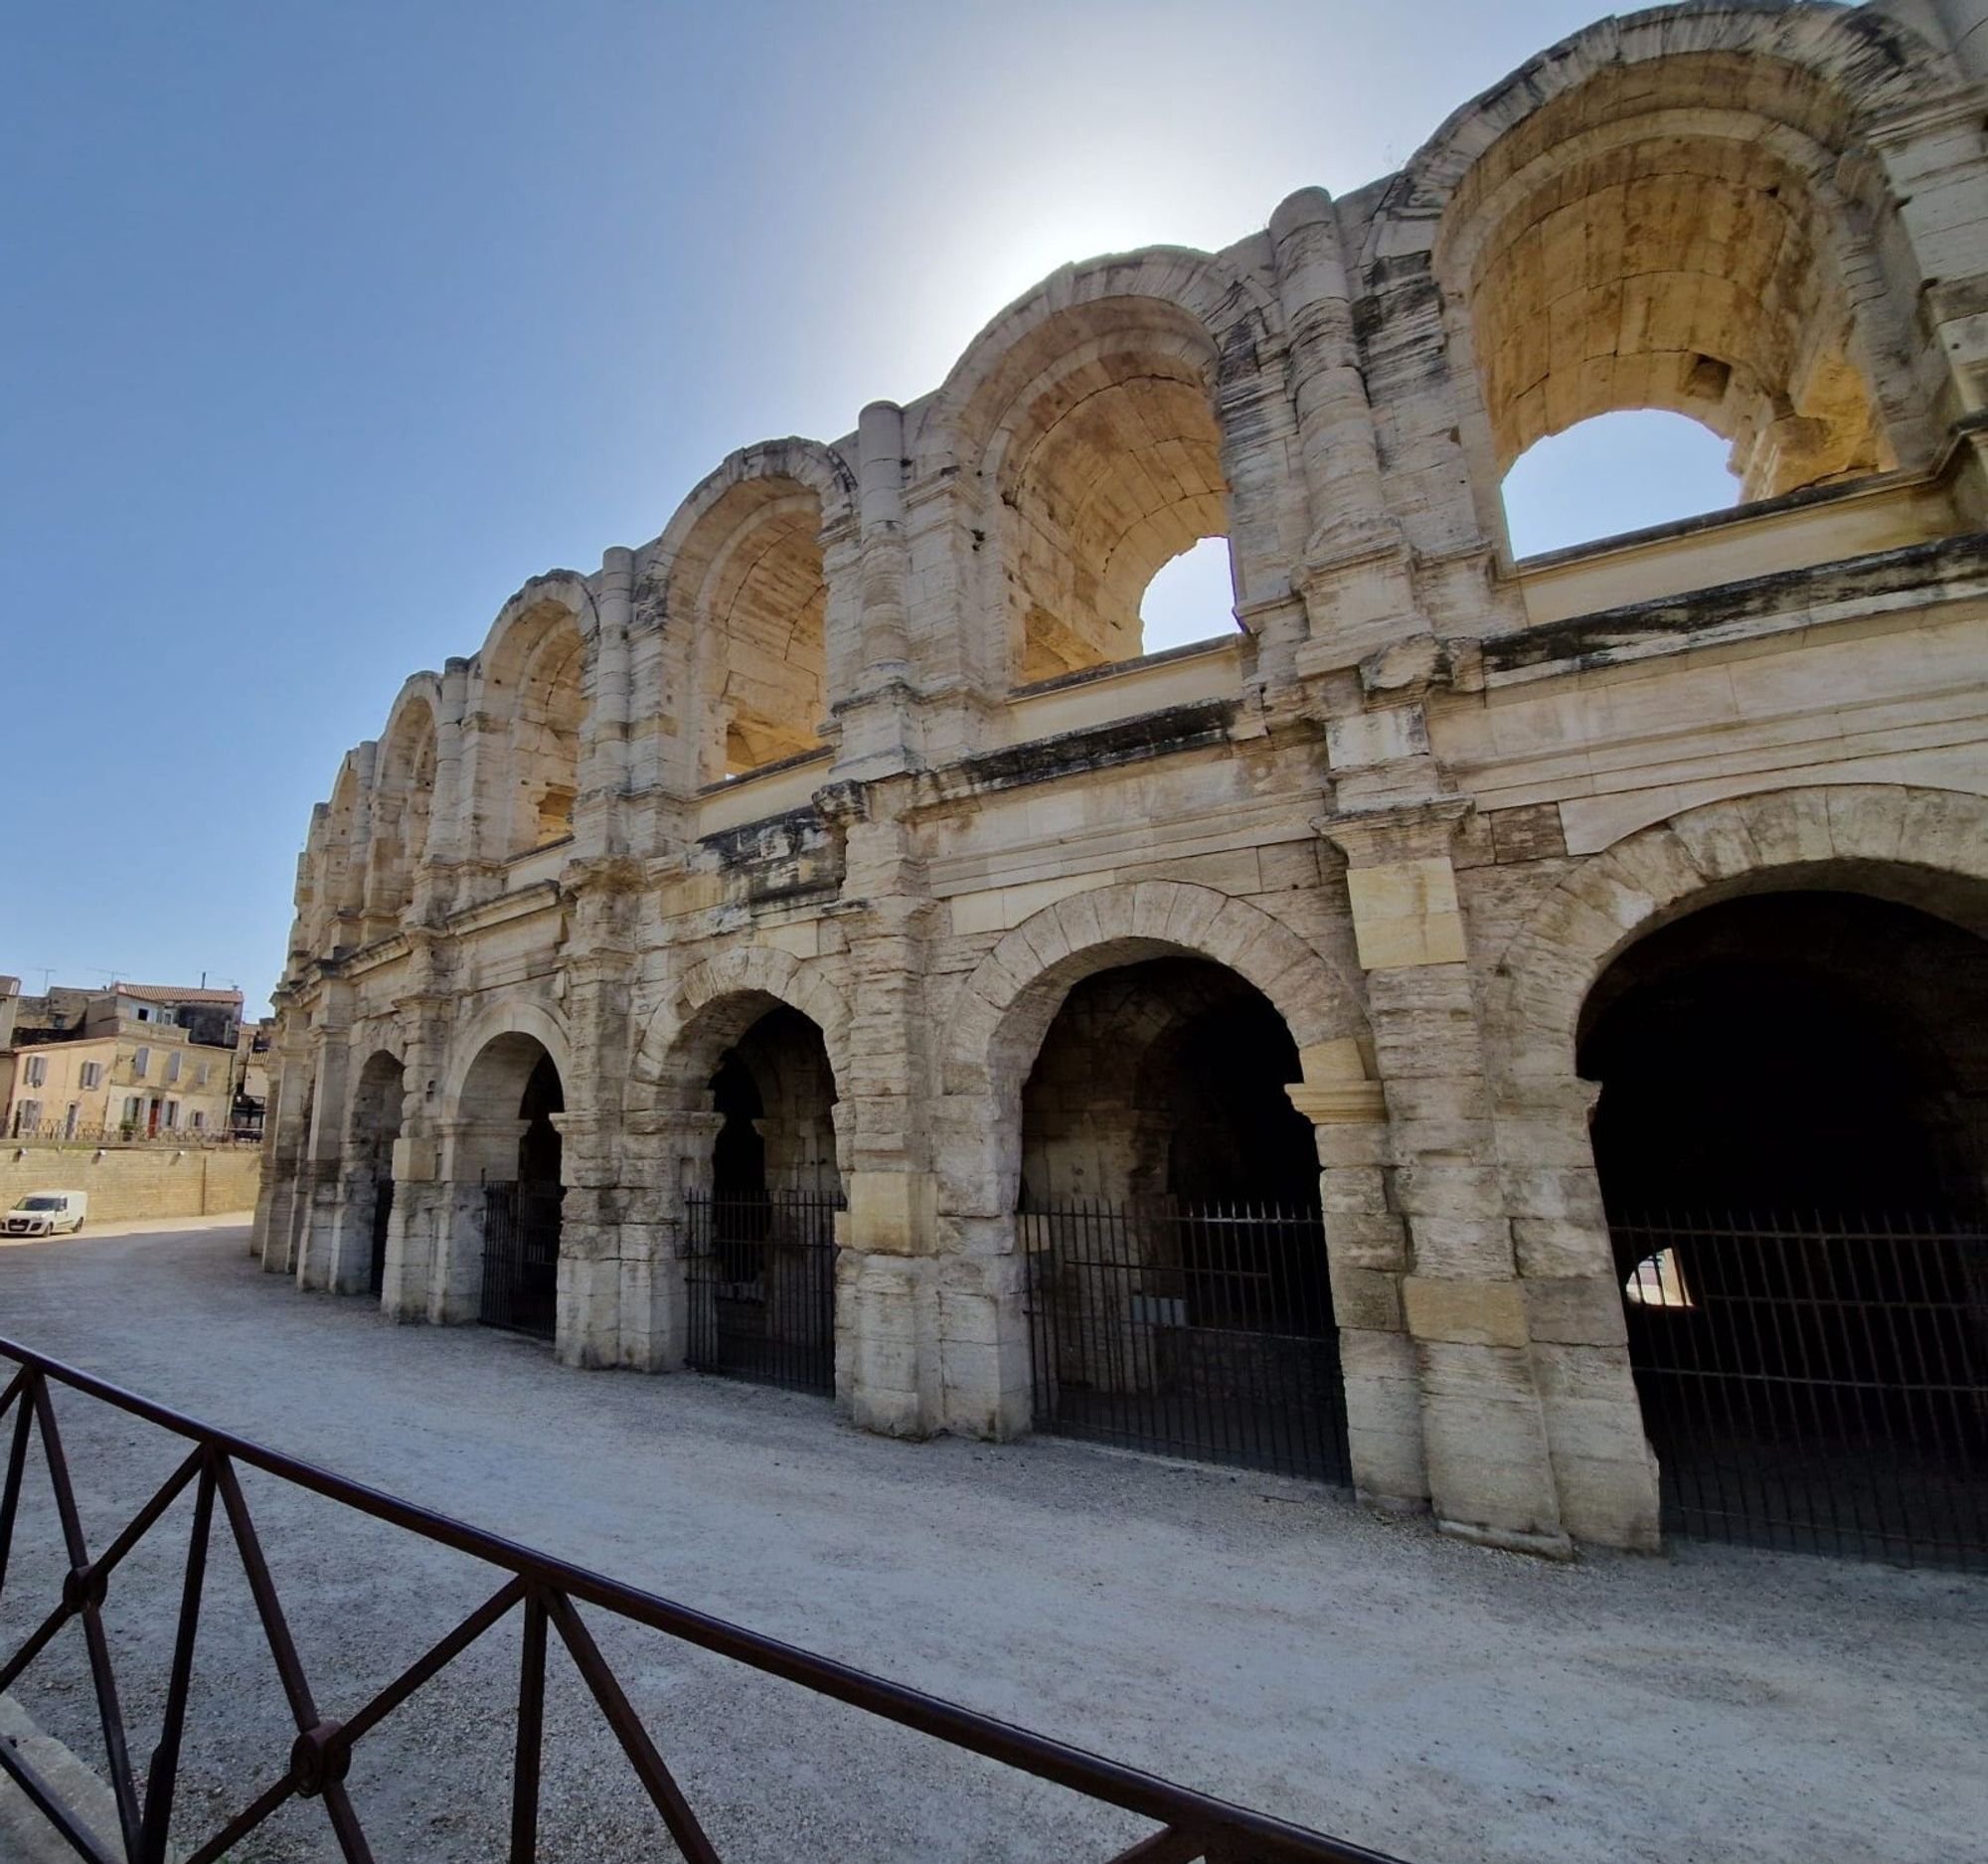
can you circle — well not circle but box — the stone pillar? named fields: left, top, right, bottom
left=253, top=1028, right=312, bottom=1271
left=381, top=959, right=452, bottom=1321
left=1287, top=1041, right=1427, bottom=1512
left=1869, top=91, right=1988, bottom=512
left=827, top=778, right=941, bottom=1437
left=295, top=1006, right=355, bottom=1292
left=433, top=1116, right=529, bottom=1324
left=617, top=1108, right=725, bottom=1372
left=551, top=881, right=637, bottom=1368
left=574, top=551, right=632, bottom=862
left=1322, top=802, right=1572, bottom=1556
left=831, top=401, right=920, bottom=780
left=1270, top=187, right=1429, bottom=676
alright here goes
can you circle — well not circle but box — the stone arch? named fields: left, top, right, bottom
left=475, top=570, right=600, bottom=659
left=1368, top=4, right=1954, bottom=542
left=631, top=946, right=852, bottom=1113
left=945, top=881, right=1362, bottom=1109
left=640, top=438, right=859, bottom=593
left=442, top=995, right=573, bottom=1113
left=927, top=247, right=1281, bottom=445
left=1392, top=5, right=1948, bottom=232
left=468, top=581, right=593, bottom=858
left=365, top=676, right=442, bottom=927
left=923, top=250, right=1293, bottom=679
left=633, top=439, right=859, bottom=786
left=1492, top=785, right=1988, bottom=1094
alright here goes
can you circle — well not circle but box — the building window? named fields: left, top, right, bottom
left=195, top=1062, right=210, bottom=1089
left=189, top=1110, right=206, bottom=1130
left=122, top=1097, right=141, bottom=1129
left=64, top=1103, right=80, bottom=1139
left=14, top=1101, right=42, bottom=1135
left=133, top=1048, right=149, bottom=1079
left=81, top=1062, right=101, bottom=1090
left=24, top=1056, right=46, bottom=1088
left=162, top=1101, right=178, bottom=1129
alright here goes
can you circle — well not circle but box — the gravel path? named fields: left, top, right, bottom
left=0, top=1224, right=1982, bottom=1864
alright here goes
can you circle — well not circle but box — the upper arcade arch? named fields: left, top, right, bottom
left=634, top=439, right=858, bottom=789
left=923, top=251, right=1288, bottom=686
left=1376, top=5, right=1955, bottom=550
left=363, top=676, right=441, bottom=931
left=468, top=581, right=594, bottom=859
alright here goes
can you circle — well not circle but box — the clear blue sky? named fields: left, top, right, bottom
left=1, top=2, right=1737, bottom=1014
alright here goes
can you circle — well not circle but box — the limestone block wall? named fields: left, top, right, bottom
left=252, top=2, right=1988, bottom=1556
left=0, top=1145, right=260, bottom=1223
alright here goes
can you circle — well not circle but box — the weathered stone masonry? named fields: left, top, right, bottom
left=257, top=2, right=1988, bottom=1555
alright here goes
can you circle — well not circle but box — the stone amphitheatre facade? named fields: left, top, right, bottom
left=256, top=2, right=1988, bottom=1562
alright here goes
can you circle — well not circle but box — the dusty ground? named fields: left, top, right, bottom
left=0, top=1223, right=1981, bottom=1864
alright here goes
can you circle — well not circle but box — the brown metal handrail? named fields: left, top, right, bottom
left=0, top=1334, right=1403, bottom=1864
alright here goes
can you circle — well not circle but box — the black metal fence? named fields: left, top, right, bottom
left=685, top=1190, right=839, bottom=1395
left=480, top=1183, right=561, bottom=1341
left=1025, top=1198, right=1351, bottom=1485
left=0, top=1334, right=1397, bottom=1864
left=1613, top=1209, right=1988, bottom=1570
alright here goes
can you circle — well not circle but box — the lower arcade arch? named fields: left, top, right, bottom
left=1017, top=956, right=1348, bottom=1483
left=1581, top=891, right=1988, bottom=1568
left=347, top=1050, right=405, bottom=1299
left=685, top=999, right=843, bottom=1395
left=449, top=1032, right=566, bottom=1339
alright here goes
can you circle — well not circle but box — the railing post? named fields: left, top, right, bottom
left=511, top=1587, right=548, bottom=1863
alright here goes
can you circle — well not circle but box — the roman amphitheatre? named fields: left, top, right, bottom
left=256, top=0, right=1988, bottom=1571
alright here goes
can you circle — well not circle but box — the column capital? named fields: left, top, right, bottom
left=1315, top=795, right=1473, bottom=867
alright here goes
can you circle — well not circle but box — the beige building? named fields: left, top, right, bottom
left=1, top=979, right=244, bottom=1141
left=257, top=2, right=1988, bottom=1565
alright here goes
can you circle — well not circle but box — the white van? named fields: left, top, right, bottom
left=3, top=1191, right=87, bottom=1237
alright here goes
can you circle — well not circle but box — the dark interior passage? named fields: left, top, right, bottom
left=689, top=1003, right=840, bottom=1394
left=478, top=1043, right=564, bottom=1340
left=1021, top=957, right=1346, bottom=1483
left=1580, top=891, right=1988, bottom=1568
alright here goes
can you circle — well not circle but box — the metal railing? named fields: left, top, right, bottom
left=0, top=1336, right=1396, bottom=1864
left=685, top=1188, right=839, bottom=1395
left=1024, top=1197, right=1351, bottom=1485
left=1613, top=1208, right=1988, bottom=1570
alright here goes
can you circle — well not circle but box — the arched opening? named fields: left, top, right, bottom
left=453, top=1031, right=565, bottom=1339
left=368, top=700, right=437, bottom=928
left=671, top=477, right=829, bottom=783
left=1580, top=891, right=1988, bottom=1567
left=1018, top=955, right=1347, bottom=1482
left=1440, top=55, right=1912, bottom=556
left=687, top=1002, right=841, bottom=1393
left=349, top=1051, right=405, bottom=1299
left=1501, top=411, right=1740, bottom=559
left=1137, top=535, right=1240, bottom=654
left=965, top=300, right=1236, bottom=684
left=482, top=604, right=586, bottom=857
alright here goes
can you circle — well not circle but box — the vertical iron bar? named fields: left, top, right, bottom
left=29, top=1376, right=144, bottom=1858
left=138, top=1455, right=216, bottom=1864
left=0, top=1369, right=35, bottom=1600
left=212, top=1455, right=320, bottom=1734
